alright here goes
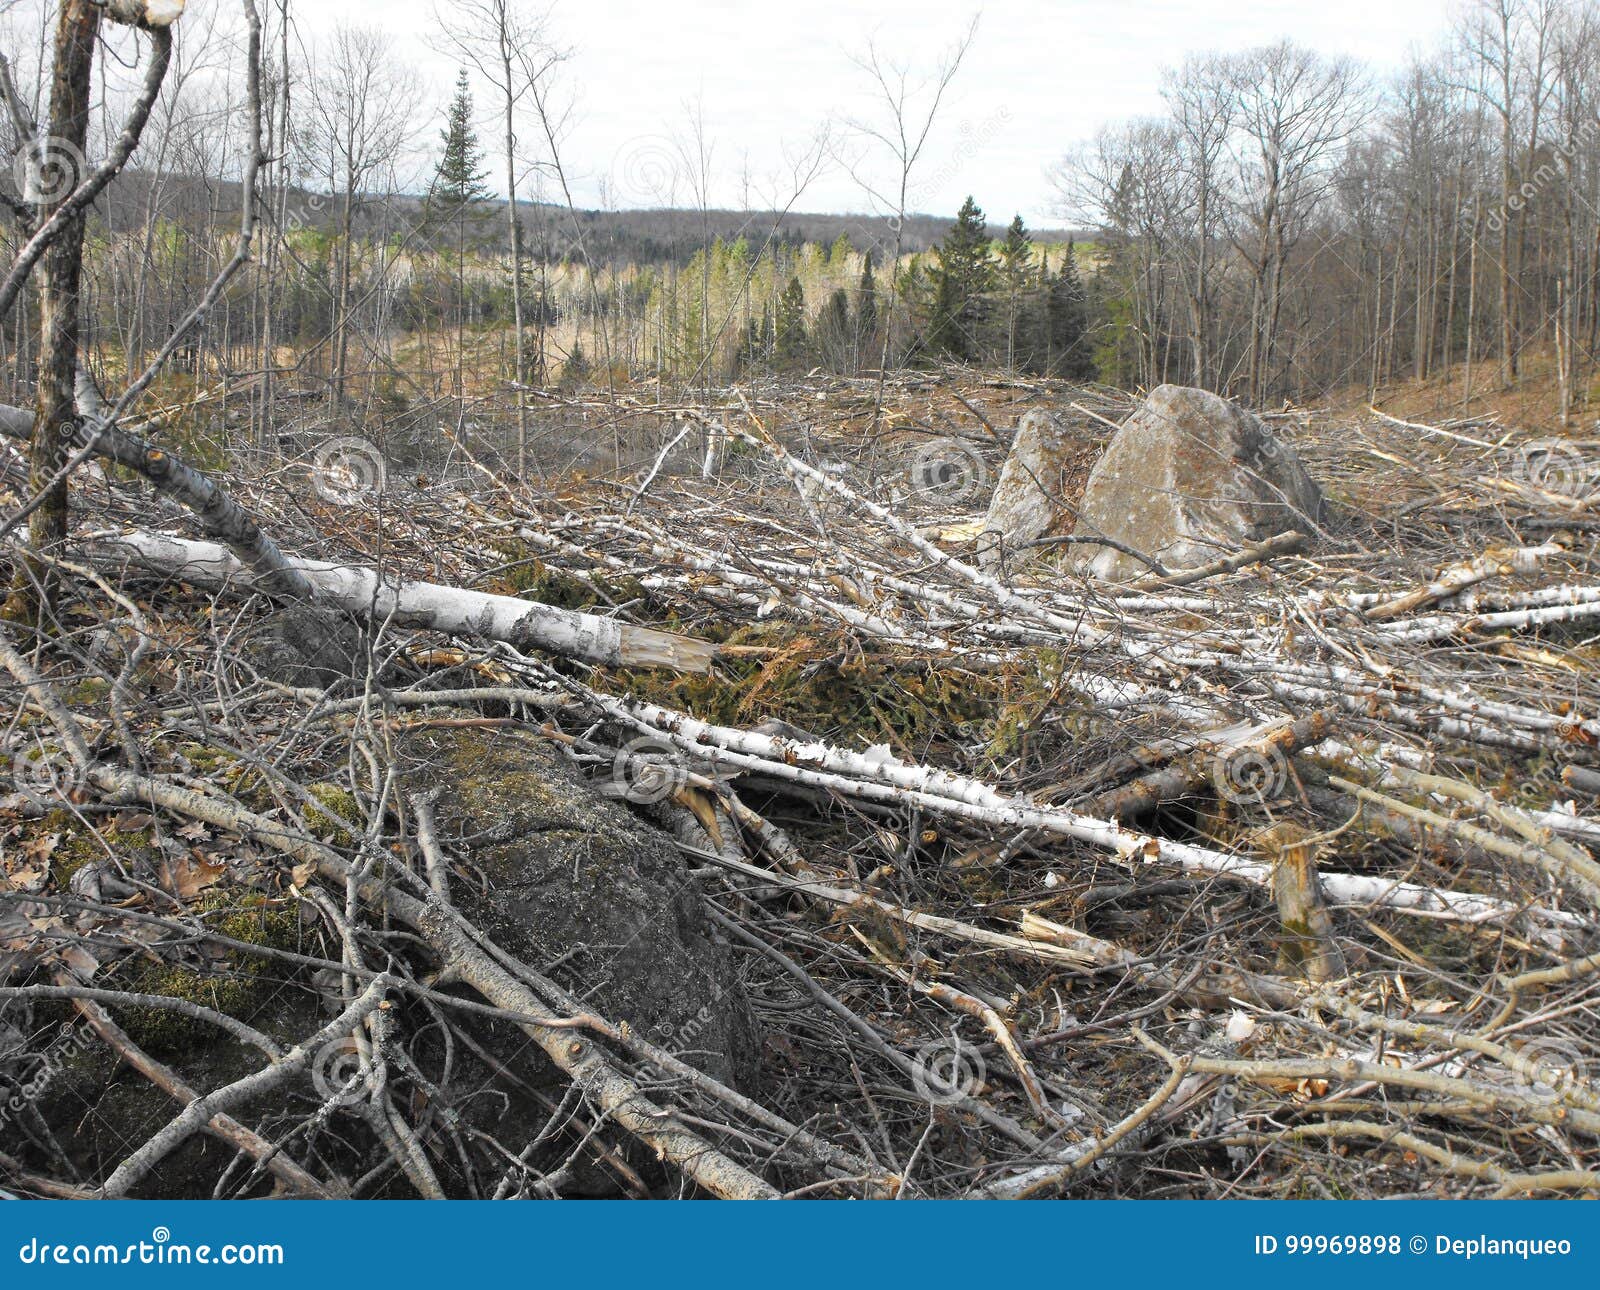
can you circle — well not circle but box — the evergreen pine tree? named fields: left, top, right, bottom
left=560, top=339, right=590, bottom=391
left=855, top=253, right=878, bottom=368
left=997, top=214, right=1033, bottom=370
left=998, top=216, right=1031, bottom=282
left=426, top=70, right=493, bottom=397
left=927, top=196, right=995, bottom=362
left=898, top=256, right=934, bottom=364
left=817, top=287, right=852, bottom=369
left=776, top=276, right=809, bottom=370
left=426, top=70, right=493, bottom=227
left=1019, top=251, right=1053, bottom=376
left=1047, top=240, right=1095, bottom=381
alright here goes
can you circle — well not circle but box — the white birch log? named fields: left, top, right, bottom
left=1314, top=738, right=1600, bottom=849
left=89, top=530, right=717, bottom=672
left=567, top=687, right=1576, bottom=930
left=1360, top=543, right=1566, bottom=621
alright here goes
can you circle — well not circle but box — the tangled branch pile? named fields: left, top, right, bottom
left=2, top=370, right=1598, bottom=1199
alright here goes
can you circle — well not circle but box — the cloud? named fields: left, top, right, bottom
left=298, top=0, right=1451, bottom=224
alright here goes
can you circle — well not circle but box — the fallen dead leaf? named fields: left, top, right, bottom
left=158, top=853, right=226, bottom=900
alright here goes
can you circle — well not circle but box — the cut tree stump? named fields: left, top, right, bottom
left=1261, top=823, right=1347, bottom=982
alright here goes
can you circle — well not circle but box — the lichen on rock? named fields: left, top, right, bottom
left=1066, top=384, right=1324, bottom=581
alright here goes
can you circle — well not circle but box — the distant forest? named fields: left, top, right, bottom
left=1056, top=3, right=1600, bottom=417
left=9, top=0, right=1597, bottom=421
left=0, top=6, right=1093, bottom=416
left=2, top=162, right=1088, bottom=410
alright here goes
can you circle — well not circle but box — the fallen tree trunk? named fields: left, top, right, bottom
left=5, top=384, right=714, bottom=671
left=1074, top=708, right=1336, bottom=820
left=0, top=394, right=312, bottom=598
left=562, top=682, right=1576, bottom=930
left=89, top=529, right=717, bottom=672
left=1130, top=529, right=1309, bottom=591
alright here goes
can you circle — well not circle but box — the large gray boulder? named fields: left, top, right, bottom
left=396, top=726, right=759, bottom=1092
left=979, top=410, right=1098, bottom=566
left=1068, top=385, right=1322, bottom=581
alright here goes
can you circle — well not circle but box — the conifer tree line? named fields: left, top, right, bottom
left=1058, top=0, right=1600, bottom=415
left=727, top=208, right=1093, bottom=381
left=915, top=198, right=1095, bottom=378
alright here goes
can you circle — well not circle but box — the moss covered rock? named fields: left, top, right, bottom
left=395, top=725, right=758, bottom=1091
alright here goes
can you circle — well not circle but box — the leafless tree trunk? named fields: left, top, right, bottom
left=843, top=17, right=976, bottom=425
left=5, top=0, right=177, bottom=618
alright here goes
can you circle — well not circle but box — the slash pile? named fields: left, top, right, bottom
left=1, top=372, right=1597, bottom=1198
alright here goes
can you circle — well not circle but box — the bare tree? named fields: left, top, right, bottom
left=430, top=0, right=563, bottom=475
left=2, top=0, right=178, bottom=617
left=1054, top=119, right=1185, bottom=388
left=1161, top=53, right=1234, bottom=389
left=1458, top=0, right=1561, bottom=386
left=301, top=24, right=418, bottom=405
left=842, top=15, right=978, bottom=423
left=1224, top=41, right=1365, bottom=403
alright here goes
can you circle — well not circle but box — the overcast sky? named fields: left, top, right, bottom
left=299, top=0, right=1456, bottom=225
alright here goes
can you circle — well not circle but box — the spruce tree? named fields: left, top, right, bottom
left=998, top=216, right=1031, bottom=283
left=818, top=287, right=852, bottom=369
left=927, top=196, right=995, bottom=362
left=1047, top=240, right=1095, bottom=381
left=1020, top=251, right=1053, bottom=375
left=427, top=70, right=493, bottom=397
left=560, top=339, right=590, bottom=391
left=997, top=214, right=1033, bottom=370
left=776, top=276, right=809, bottom=370
left=426, top=70, right=492, bottom=227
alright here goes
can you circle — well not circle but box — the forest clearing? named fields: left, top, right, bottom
left=3, top=362, right=1597, bottom=1199
left=0, top=0, right=1599, bottom=1206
